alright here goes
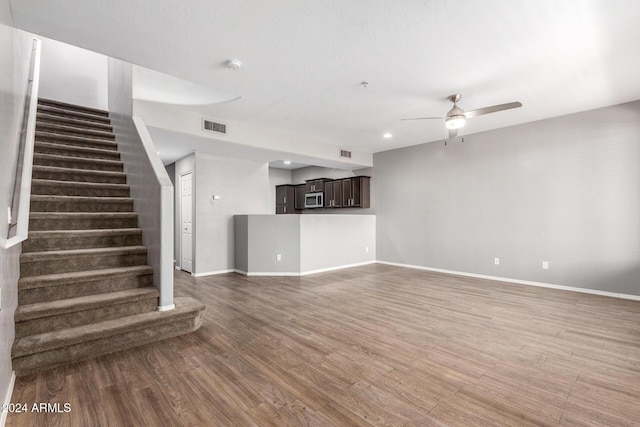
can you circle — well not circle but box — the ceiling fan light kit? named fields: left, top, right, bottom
left=402, top=93, right=522, bottom=139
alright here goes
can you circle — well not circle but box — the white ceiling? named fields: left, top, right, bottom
left=10, top=0, right=640, bottom=154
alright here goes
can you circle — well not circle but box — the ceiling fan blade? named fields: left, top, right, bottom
left=464, top=102, right=522, bottom=119
left=448, top=128, right=458, bottom=138
left=401, top=117, right=443, bottom=121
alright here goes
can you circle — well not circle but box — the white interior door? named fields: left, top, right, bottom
left=180, top=172, right=193, bottom=273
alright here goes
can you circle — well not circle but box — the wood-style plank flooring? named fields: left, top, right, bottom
left=7, top=264, right=640, bottom=426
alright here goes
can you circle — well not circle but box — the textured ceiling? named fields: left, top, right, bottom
left=10, top=0, right=640, bottom=153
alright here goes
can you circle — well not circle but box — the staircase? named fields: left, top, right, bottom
left=12, top=99, right=204, bottom=376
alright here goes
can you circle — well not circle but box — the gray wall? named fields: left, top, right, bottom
left=37, top=36, right=108, bottom=110
left=108, top=58, right=174, bottom=308
left=0, top=23, right=32, bottom=410
left=375, top=101, right=640, bottom=295
left=193, top=153, right=270, bottom=275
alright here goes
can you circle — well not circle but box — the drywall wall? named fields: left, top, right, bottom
left=268, top=167, right=291, bottom=214
left=38, top=35, right=108, bottom=110
left=236, top=215, right=301, bottom=274
left=193, top=153, right=270, bottom=275
left=173, top=154, right=195, bottom=271
left=375, top=101, right=640, bottom=295
left=0, top=0, right=12, bottom=25
left=0, top=23, right=33, bottom=418
left=108, top=58, right=174, bottom=309
left=300, top=215, right=376, bottom=273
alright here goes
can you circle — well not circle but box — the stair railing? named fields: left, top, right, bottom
left=4, top=38, right=41, bottom=248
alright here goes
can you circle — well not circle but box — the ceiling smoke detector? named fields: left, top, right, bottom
left=227, top=59, right=242, bottom=70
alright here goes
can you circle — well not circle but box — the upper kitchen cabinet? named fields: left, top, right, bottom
left=305, top=178, right=327, bottom=193
left=342, top=176, right=370, bottom=208
left=324, top=179, right=342, bottom=208
left=275, top=185, right=298, bottom=214
left=294, top=184, right=306, bottom=210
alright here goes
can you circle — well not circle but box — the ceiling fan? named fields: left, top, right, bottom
left=402, top=94, right=522, bottom=138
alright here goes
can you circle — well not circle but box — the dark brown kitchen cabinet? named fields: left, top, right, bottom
left=305, top=179, right=327, bottom=193
left=275, top=185, right=298, bottom=214
left=341, top=176, right=370, bottom=208
left=294, top=184, right=306, bottom=210
left=324, top=179, right=342, bottom=208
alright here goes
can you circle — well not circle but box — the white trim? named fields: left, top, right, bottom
left=1, top=371, right=16, bottom=427
left=235, top=261, right=376, bottom=277
left=175, top=266, right=181, bottom=270
left=157, top=304, right=175, bottom=312
left=192, top=269, right=235, bottom=277
left=377, top=261, right=640, bottom=301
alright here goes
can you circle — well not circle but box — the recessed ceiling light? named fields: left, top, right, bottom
left=383, top=133, right=392, bottom=138
left=283, top=160, right=291, bottom=165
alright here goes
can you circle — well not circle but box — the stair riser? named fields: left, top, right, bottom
left=19, top=274, right=154, bottom=305
left=15, top=297, right=158, bottom=338
left=37, top=107, right=111, bottom=125
left=34, top=145, right=120, bottom=161
left=29, top=217, right=138, bottom=231
left=36, top=124, right=115, bottom=140
left=30, top=199, right=133, bottom=212
left=12, top=313, right=203, bottom=377
left=36, top=134, right=118, bottom=151
left=37, top=116, right=113, bottom=132
left=34, top=156, right=123, bottom=172
left=23, top=234, right=142, bottom=252
left=31, top=184, right=130, bottom=198
left=32, top=169, right=126, bottom=184
left=21, top=253, right=148, bottom=277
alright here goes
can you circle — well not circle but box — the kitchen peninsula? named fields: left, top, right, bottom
left=234, top=214, right=375, bottom=275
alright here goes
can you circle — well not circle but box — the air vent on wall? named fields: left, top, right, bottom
left=202, top=118, right=227, bottom=134
left=340, top=149, right=352, bottom=158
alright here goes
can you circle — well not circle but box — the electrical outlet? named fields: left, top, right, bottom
left=542, top=261, right=549, bottom=269
left=276, top=254, right=282, bottom=262
left=365, top=246, right=369, bottom=253
left=494, top=257, right=500, bottom=265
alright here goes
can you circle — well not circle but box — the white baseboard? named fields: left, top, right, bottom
left=1, top=371, right=16, bottom=427
left=235, top=260, right=376, bottom=277
left=300, top=260, right=377, bottom=276
left=192, top=269, right=235, bottom=278
left=377, top=261, right=640, bottom=301
left=174, top=266, right=181, bottom=271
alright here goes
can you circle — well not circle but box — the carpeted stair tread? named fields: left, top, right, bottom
left=37, top=105, right=111, bottom=124
left=27, top=228, right=142, bottom=239
left=32, top=165, right=127, bottom=184
left=35, top=131, right=118, bottom=150
left=29, top=212, right=138, bottom=221
left=34, top=141, right=121, bottom=160
left=15, top=288, right=159, bottom=322
left=31, top=179, right=130, bottom=197
left=36, top=122, right=115, bottom=139
left=38, top=98, right=109, bottom=116
left=33, top=153, right=123, bottom=171
left=23, top=228, right=143, bottom=252
left=30, top=194, right=133, bottom=204
left=37, top=113, right=113, bottom=131
left=21, top=245, right=147, bottom=263
left=12, top=297, right=205, bottom=358
left=18, top=265, right=154, bottom=290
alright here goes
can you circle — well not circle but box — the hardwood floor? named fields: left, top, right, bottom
left=7, top=264, right=640, bottom=426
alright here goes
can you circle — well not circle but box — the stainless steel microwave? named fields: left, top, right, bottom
left=304, top=192, right=323, bottom=208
